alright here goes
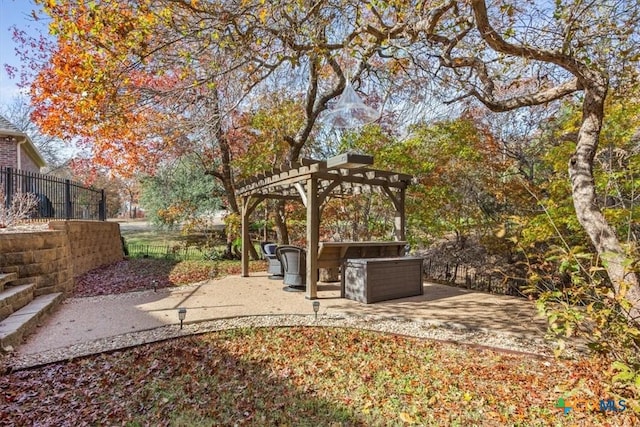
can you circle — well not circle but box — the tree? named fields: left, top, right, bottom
left=117, top=177, right=141, bottom=219
left=139, top=154, right=223, bottom=229
left=400, top=118, right=508, bottom=247
left=384, top=0, right=640, bottom=320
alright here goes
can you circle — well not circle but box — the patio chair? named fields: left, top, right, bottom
left=261, top=242, right=283, bottom=279
left=276, top=245, right=307, bottom=292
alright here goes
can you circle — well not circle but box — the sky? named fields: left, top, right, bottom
left=0, top=0, right=81, bottom=160
left=0, top=0, right=49, bottom=103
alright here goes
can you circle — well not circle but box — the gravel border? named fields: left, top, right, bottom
left=5, top=312, right=584, bottom=371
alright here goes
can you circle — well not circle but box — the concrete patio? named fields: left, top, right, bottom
left=16, top=273, right=548, bottom=359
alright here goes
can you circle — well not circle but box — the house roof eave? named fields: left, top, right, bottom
left=1, top=114, right=48, bottom=168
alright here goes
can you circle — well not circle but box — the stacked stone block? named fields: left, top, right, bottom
left=0, top=221, right=123, bottom=295
left=0, top=221, right=122, bottom=349
left=0, top=231, right=73, bottom=296
left=49, top=221, right=124, bottom=277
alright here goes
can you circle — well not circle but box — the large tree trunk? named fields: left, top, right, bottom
left=205, top=89, right=259, bottom=260
left=463, top=0, right=640, bottom=322
left=569, top=80, right=640, bottom=322
left=273, top=200, right=290, bottom=244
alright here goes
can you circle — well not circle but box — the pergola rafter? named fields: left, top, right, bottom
left=236, top=158, right=413, bottom=299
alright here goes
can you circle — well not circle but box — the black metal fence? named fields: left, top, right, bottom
left=1, top=167, right=106, bottom=221
left=125, top=243, right=210, bottom=260
left=423, top=258, right=527, bottom=298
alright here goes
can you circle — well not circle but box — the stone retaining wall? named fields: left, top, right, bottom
left=48, top=221, right=123, bottom=277
left=0, top=221, right=123, bottom=296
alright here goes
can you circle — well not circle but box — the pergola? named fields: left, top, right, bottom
left=236, top=156, right=413, bottom=299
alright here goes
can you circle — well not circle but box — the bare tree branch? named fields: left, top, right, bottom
left=470, top=78, right=582, bottom=112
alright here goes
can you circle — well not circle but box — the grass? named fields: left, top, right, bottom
left=118, top=221, right=258, bottom=261
left=119, top=224, right=185, bottom=246
left=2, top=327, right=638, bottom=426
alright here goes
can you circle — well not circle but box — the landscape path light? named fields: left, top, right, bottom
left=312, top=301, right=320, bottom=320
left=178, top=307, right=187, bottom=329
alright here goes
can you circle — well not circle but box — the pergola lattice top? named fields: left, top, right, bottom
left=236, top=158, right=412, bottom=200
left=237, top=157, right=413, bottom=300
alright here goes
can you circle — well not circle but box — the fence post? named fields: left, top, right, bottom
left=99, top=189, right=106, bottom=221
left=64, top=179, right=72, bottom=219
left=4, top=167, right=13, bottom=210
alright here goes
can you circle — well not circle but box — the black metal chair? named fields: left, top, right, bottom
left=276, top=246, right=307, bottom=291
left=261, top=242, right=282, bottom=279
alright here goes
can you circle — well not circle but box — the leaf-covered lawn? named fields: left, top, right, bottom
left=3, top=259, right=637, bottom=425
left=1, top=327, right=637, bottom=426
left=73, top=258, right=267, bottom=297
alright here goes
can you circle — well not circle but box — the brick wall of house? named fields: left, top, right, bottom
left=0, top=139, right=41, bottom=173
left=19, top=145, right=40, bottom=173
left=0, top=139, right=18, bottom=169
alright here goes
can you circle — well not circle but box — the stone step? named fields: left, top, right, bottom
left=0, top=284, right=35, bottom=321
left=0, top=293, right=63, bottom=351
left=0, top=272, right=18, bottom=292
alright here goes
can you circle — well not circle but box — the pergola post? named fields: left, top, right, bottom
left=382, top=186, right=406, bottom=241
left=241, top=195, right=263, bottom=277
left=305, top=177, right=319, bottom=299
left=395, top=187, right=406, bottom=241
left=241, top=196, right=251, bottom=277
